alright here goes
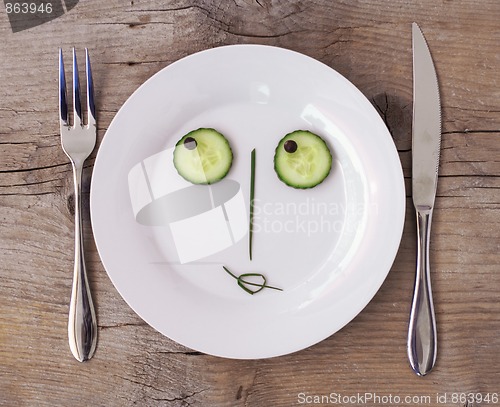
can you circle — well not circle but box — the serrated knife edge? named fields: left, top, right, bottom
left=412, top=22, right=442, bottom=210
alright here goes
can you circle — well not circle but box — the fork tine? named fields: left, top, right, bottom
left=59, top=49, right=68, bottom=126
left=85, top=48, right=96, bottom=127
left=72, top=48, right=82, bottom=127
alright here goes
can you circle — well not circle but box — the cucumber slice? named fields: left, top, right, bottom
left=274, top=130, right=332, bottom=189
left=173, top=128, right=233, bottom=184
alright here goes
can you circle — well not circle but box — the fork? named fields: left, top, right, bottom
left=59, top=48, right=97, bottom=362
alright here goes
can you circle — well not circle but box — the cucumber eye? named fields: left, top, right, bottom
left=174, top=128, right=233, bottom=185
left=184, top=137, right=197, bottom=150
left=284, top=140, right=297, bottom=153
left=274, top=130, right=332, bottom=189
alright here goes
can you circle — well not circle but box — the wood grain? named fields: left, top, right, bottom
left=1, top=1, right=499, bottom=406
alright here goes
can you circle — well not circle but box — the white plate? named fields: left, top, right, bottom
left=91, top=45, right=405, bottom=359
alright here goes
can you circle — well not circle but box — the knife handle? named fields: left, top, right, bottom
left=407, top=208, right=437, bottom=376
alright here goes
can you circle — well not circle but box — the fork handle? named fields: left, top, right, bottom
left=68, top=163, right=97, bottom=362
left=407, top=208, right=437, bottom=376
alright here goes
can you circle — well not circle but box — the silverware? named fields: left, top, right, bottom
left=407, top=23, right=441, bottom=376
left=59, top=48, right=98, bottom=362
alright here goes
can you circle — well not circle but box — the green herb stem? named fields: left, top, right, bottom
left=249, top=148, right=256, bottom=261
left=223, top=266, right=283, bottom=295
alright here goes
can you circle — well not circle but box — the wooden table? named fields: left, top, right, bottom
left=1, top=1, right=499, bottom=406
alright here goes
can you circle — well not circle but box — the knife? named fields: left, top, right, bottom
left=407, top=22, right=441, bottom=376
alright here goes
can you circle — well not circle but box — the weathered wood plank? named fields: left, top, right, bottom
left=1, top=0, right=499, bottom=406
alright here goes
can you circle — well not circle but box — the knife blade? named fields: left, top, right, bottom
left=407, top=22, right=441, bottom=377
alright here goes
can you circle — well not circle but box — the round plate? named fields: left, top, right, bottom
left=90, top=45, right=405, bottom=359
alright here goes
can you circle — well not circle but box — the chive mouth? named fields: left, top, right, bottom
left=223, top=266, right=283, bottom=295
